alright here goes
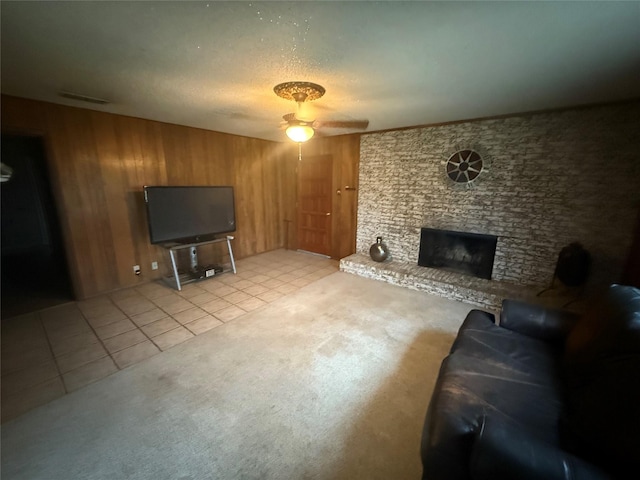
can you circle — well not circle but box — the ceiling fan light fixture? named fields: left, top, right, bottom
left=286, top=125, right=314, bottom=143
left=274, top=82, right=325, bottom=102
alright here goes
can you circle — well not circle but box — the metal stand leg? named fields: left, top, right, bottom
left=169, top=249, right=182, bottom=291
left=227, top=235, right=237, bottom=274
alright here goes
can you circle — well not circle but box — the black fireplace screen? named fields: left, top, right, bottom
left=418, top=228, right=497, bottom=280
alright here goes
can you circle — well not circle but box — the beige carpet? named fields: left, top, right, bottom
left=1, top=272, right=473, bottom=480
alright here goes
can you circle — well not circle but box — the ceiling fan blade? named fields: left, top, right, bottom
left=282, top=112, right=296, bottom=122
left=314, top=119, right=369, bottom=130
left=282, top=112, right=314, bottom=127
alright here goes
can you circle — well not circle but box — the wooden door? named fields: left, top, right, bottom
left=297, top=154, right=332, bottom=256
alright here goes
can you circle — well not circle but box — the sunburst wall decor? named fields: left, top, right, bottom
left=443, top=144, right=491, bottom=189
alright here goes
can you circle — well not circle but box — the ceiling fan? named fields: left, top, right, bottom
left=273, top=81, right=369, bottom=142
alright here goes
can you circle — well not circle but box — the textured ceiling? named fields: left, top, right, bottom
left=2, top=1, right=639, bottom=142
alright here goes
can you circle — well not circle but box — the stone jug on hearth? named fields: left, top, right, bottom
left=369, top=236, right=390, bottom=262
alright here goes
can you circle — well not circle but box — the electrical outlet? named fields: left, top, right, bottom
left=133, top=265, right=141, bottom=275
left=151, top=261, right=158, bottom=270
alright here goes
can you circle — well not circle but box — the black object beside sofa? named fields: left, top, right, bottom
left=420, top=284, right=640, bottom=480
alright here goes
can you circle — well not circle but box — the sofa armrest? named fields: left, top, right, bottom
left=470, top=416, right=611, bottom=480
left=500, top=299, right=579, bottom=343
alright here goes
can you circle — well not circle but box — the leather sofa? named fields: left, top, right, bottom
left=420, top=284, right=640, bottom=480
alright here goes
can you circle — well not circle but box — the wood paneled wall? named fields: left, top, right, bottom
left=1, top=95, right=301, bottom=299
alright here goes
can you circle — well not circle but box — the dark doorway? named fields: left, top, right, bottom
left=1, top=134, right=74, bottom=318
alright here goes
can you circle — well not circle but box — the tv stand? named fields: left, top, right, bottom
left=162, top=235, right=236, bottom=291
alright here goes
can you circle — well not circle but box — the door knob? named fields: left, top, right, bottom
left=326, top=212, right=331, bottom=216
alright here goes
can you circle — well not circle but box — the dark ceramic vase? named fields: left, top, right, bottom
left=369, top=236, right=390, bottom=262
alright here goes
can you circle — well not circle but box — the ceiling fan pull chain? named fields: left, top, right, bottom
left=298, top=143, right=302, bottom=162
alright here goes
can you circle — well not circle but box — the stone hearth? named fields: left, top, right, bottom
left=340, top=253, right=578, bottom=312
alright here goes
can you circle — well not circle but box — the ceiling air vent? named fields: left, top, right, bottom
left=59, top=91, right=111, bottom=105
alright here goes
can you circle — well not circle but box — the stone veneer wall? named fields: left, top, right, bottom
left=355, top=102, right=640, bottom=289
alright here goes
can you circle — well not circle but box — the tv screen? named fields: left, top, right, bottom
left=144, top=186, right=236, bottom=244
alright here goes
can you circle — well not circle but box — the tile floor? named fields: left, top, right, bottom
left=1, top=249, right=338, bottom=423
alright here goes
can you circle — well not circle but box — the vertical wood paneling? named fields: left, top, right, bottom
left=90, top=112, right=136, bottom=290
left=261, top=144, right=286, bottom=252
left=272, top=143, right=298, bottom=250
left=1, top=95, right=296, bottom=299
left=203, top=130, right=234, bottom=185
left=111, top=114, right=168, bottom=284
left=45, top=104, right=119, bottom=297
left=282, top=144, right=299, bottom=250
left=233, top=137, right=262, bottom=256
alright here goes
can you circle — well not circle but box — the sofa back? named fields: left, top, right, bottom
left=565, top=284, right=640, bottom=361
left=562, top=284, right=640, bottom=477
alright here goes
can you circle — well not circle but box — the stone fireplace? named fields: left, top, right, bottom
left=340, top=102, right=640, bottom=310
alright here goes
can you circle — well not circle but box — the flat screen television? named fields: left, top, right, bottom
left=144, top=186, right=236, bottom=244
